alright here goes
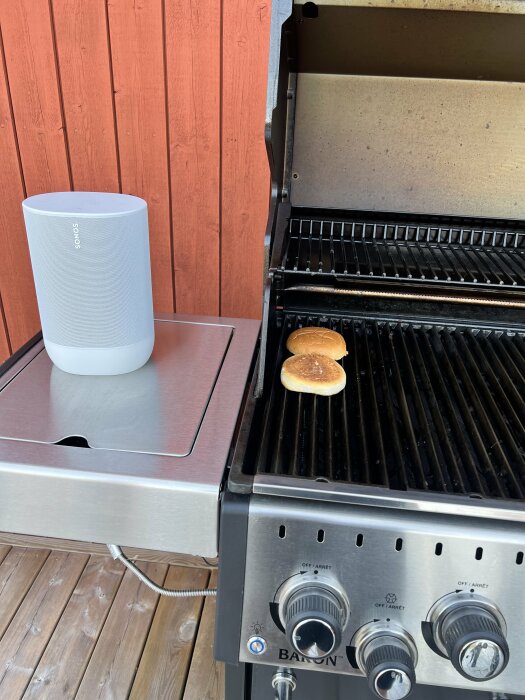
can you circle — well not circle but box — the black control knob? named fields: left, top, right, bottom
left=284, top=586, right=344, bottom=659
left=362, top=637, right=416, bottom=699
left=441, top=607, right=509, bottom=681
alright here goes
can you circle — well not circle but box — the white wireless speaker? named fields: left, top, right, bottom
left=22, top=192, right=155, bottom=375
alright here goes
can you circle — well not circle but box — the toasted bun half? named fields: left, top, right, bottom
left=281, top=353, right=346, bottom=396
left=286, top=327, right=347, bottom=360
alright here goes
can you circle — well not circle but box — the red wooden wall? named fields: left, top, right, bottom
left=0, top=0, right=270, bottom=362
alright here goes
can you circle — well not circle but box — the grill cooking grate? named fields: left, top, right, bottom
left=282, top=217, right=525, bottom=289
left=255, top=316, right=525, bottom=499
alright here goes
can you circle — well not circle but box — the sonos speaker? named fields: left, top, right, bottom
left=22, top=192, right=155, bottom=375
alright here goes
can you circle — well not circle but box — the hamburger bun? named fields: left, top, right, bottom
left=286, top=327, right=347, bottom=360
left=281, top=353, right=346, bottom=396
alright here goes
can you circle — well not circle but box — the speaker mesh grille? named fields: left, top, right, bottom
left=24, top=208, right=153, bottom=348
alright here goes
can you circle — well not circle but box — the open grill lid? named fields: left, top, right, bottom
left=211, top=0, right=525, bottom=522
left=258, top=0, right=525, bottom=394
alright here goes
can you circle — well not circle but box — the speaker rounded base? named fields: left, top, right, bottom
left=44, top=334, right=155, bottom=375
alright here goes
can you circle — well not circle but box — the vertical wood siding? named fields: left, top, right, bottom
left=0, top=0, right=270, bottom=362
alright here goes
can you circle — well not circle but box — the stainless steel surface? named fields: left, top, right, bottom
left=285, top=286, right=525, bottom=310
left=354, top=624, right=417, bottom=699
left=0, top=314, right=259, bottom=557
left=252, top=475, right=525, bottom=525
left=459, top=640, right=505, bottom=681
left=429, top=595, right=508, bottom=681
left=428, top=593, right=507, bottom=657
left=373, top=669, right=412, bottom=700
left=272, top=669, right=296, bottom=700
left=290, top=618, right=334, bottom=659
left=291, top=74, right=525, bottom=219
left=353, top=622, right=418, bottom=674
left=293, top=0, right=525, bottom=10
left=0, top=319, right=231, bottom=456
left=239, top=495, right=525, bottom=693
left=276, top=573, right=350, bottom=629
left=283, top=585, right=345, bottom=658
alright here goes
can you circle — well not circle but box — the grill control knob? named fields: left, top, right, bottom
left=354, top=623, right=417, bottom=700
left=441, top=607, right=508, bottom=681
left=428, top=593, right=509, bottom=682
left=283, top=586, right=345, bottom=659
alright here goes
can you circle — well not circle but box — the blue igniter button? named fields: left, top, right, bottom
left=247, top=635, right=267, bottom=655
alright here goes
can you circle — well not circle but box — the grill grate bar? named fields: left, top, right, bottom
left=431, top=328, right=507, bottom=498
left=338, top=351, right=352, bottom=482
left=290, top=393, right=303, bottom=477
left=407, top=326, right=467, bottom=493
left=440, top=243, right=464, bottom=282
left=485, top=248, right=516, bottom=286
left=501, top=250, right=522, bottom=285
left=394, top=242, right=413, bottom=278
left=428, top=243, right=451, bottom=281
left=464, top=247, right=490, bottom=283
left=285, top=217, right=525, bottom=289
left=308, top=395, right=318, bottom=479
left=395, top=325, right=450, bottom=491
left=374, top=323, right=408, bottom=489
left=324, top=397, right=334, bottom=481
left=363, top=327, right=389, bottom=486
left=270, top=388, right=289, bottom=475
left=453, top=331, right=525, bottom=497
left=351, top=321, right=369, bottom=484
left=466, top=334, right=525, bottom=444
left=255, top=316, right=525, bottom=499
left=385, top=328, right=428, bottom=489
left=418, top=332, right=487, bottom=496
left=497, top=336, right=525, bottom=394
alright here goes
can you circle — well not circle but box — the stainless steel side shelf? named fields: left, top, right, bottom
left=0, top=314, right=259, bottom=557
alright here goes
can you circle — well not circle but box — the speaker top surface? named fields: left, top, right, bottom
left=22, top=191, right=146, bottom=218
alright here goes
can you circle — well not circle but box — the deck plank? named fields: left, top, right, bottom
left=0, top=533, right=216, bottom=569
left=23, top=555, right=124, bottom=699
left=0, top=551, right=88, bottom=698
left=130, top=567, right=210, bottom=700
left=183, top=571, right=223, bottom=700
left=0, top=546, right=11, bottom=569
left=0, top=548, right=50, bottom=641
left=75, top=561, right=168, bottom=700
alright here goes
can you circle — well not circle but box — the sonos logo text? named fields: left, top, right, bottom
left=72, top=223, right=80, bottom=249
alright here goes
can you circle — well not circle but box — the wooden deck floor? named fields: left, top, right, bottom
left=0, top=545, right=224, bottom=699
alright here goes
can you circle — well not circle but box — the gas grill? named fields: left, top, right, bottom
left=215, top=1, right=525, bottom=698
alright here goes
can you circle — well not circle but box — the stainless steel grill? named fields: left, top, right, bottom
left=218, top=2, right=525, bottom=697
left=254, top=315, right=525, bottom=499
left=282, top=216, right=525, bottom=288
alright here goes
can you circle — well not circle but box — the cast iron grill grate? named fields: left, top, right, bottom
left=255, top=315, right=525, bottom=499
left=282, top=216, right=525, bottom=289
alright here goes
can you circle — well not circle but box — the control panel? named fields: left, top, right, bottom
left=239, top=496, right=525, bottom=696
